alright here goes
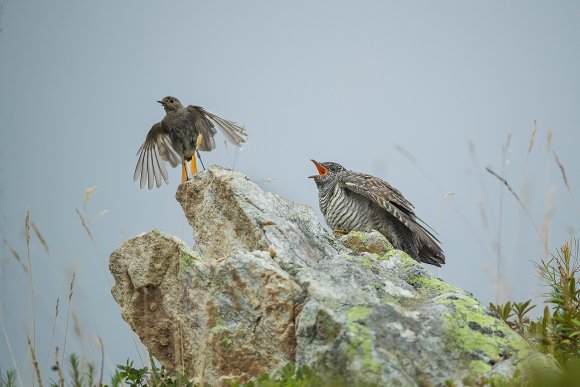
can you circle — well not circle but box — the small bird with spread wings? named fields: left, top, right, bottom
left=134, top=96, right=248, bottom=189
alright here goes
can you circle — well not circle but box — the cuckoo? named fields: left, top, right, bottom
left=134, top=96, right=247, bottom=189
left=309, top=160, right=445, bottom=266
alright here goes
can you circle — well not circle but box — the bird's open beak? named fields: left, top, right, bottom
left=309, top=159, right=327, bottom=178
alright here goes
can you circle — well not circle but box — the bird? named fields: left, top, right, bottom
left=134, top=96, right=248, bottom=189
left=309, top=160, right=445, bottom=266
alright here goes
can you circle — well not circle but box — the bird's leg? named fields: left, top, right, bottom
left=196, top=151, right=206, bottom=171
left=190, top=133, right=205, bottom=174
left=181, top=161, right=188, bottom=183
left=190, top=157, right=198, bottom=176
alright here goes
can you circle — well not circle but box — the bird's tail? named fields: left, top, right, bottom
left=412, top=221, right=445, bottom=267
left=199, top=108, right=248, bottom=147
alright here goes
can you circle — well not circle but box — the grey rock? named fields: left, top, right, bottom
left=110, top=166, right=556, bottom=386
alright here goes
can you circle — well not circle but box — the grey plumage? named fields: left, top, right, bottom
left=309, top=160, right=445, bottom=266
left=134, top=96, right=248, bottom=189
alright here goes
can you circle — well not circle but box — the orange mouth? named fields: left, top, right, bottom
left=308, top=159, right=327, bottom=178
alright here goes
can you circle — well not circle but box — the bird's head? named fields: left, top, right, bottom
left=309, top=160, right=345, bottom=188
left=157, top=96, right=182, bottom=112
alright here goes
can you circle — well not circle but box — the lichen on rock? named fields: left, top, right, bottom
left=109, top=166, right=557, bottom=386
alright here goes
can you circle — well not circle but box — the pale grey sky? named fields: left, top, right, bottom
left=1, top=0, right=579, bottom=381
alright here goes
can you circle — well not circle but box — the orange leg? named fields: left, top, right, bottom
left=181, top=161, right=188, bottom=183
left=190, top=157, right=198, bottom=176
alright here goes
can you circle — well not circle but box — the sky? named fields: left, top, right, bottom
left=1, top=0, right=579, bottom=382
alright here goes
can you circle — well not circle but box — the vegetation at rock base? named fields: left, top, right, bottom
left=489, top=237, right=580, bottom=385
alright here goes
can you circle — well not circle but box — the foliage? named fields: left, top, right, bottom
left=489, top=237, right=580, bottom=381
left=112, top=356, right=194, bottom=387
left=0, top=370, right=17, bottom=387
left=47, top=354, right=98, bottom=387
left=488, top=300, right=536, bottom=336
left=227, top=363, right=332, bottom=387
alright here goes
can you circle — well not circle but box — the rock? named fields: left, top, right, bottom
left=110, top=166, right=556, bottom=386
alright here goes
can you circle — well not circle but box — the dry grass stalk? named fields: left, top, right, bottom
left=62, top=272, right=76, bottom=365
left=73, top=312, right=82, bottom=338
left=494, top=134, right=511, bottom=303
left=28, top=336, right=43, bottom=387
left=528, top=120, right=537, bottom=154
left=503, top=133, right=511, bottom=155
left=97, top=335, right=104, bottom=387
left=54, top=347, right=64, bottom=387
left=397, top=141, right=490, bottom=255
left=0, top=306, right=23, bottom=386
left=3, top=238, right=28, bottom=274
left=542, top=187, right=557, bottom=255
left=478, top=201, right=488, bottom=229
left=486, top=167, right=542, bottom=238
left=83, top=186, right=98, bottom=210
left=553, top=150, right=571, bottom=192
left=31, top=221, right=50, bottom=257
left=75, top=206, right=111, bottom=286
left=394, top=144, right=417, bottom=164
left=223, top=139, right=242, bottom=171
left=75, top=208, right=96, bottom=245
left=25, top=208, right=37, bottom=353
left=468, top=141, right=492, bottom=212
left=443, top=192, right=455, bottom=201
left=547, top=128, right=553, bottom=151
left=45, top=297, right=60, bottom=367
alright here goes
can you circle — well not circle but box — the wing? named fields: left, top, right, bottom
left=341, top=171, right=444, bottom=266
left=341, top=172, right=440, bottom=242
left=190, top=106, right=248, bottom=148
left=186, top=106, right=217, bottom=151
left=133, top=122, right=181, bottom=189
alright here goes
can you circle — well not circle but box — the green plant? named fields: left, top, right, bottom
left=113, top=356, right=193, bottom=387
left=228, top=363, right=330, bottom=387
left=490, top=237, right=580, bottom=372
left=46, top=354, right=98, bottom=387
left=532, top=237, right=580, bottom=364
left=489, top=300, right=536, bottom=336
left=0, top=370, right=17, bottom=387
left=114, top=360, right=148, bottom=386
